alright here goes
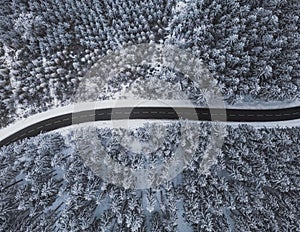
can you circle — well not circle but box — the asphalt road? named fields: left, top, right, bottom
left=1, top=106, right=300, bottom=147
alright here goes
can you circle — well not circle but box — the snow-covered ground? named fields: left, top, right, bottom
left=227, top=118, right=300, bottom=128
left=56, top=117, right=300, bottom=137
left=225, top=98, right=300, bottom=110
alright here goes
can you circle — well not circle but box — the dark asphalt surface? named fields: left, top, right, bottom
left=1, top=106, right=300, bottom=147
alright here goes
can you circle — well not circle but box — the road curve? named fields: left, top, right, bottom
left=1, top=106, right=300, bottom=148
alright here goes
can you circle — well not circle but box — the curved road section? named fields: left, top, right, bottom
left=0, top=101, right=300, bottom=147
